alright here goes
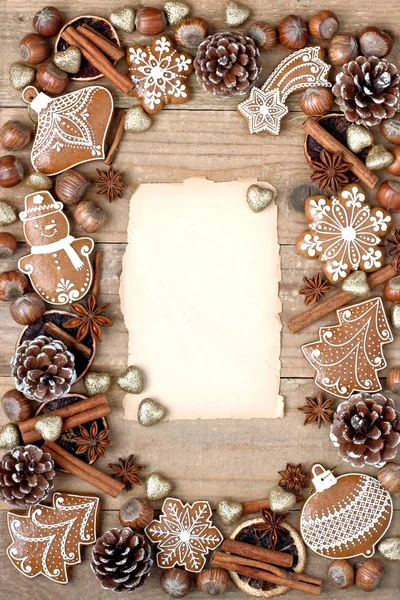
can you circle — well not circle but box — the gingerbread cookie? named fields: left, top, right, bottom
left=126, top=35, right=193, bottom=114
left=7, top=492, right=100, bottom=584
left=296, top=183, right=392, bottom=283
left=237, top=46, right=331, bottom=135
left=302, top=297, right=393, bottom=399
left=22, top=85, right=113, bottom=175
left=18, top=191, right=94, bottom=305
left=145, top=497, right=223, bottom=572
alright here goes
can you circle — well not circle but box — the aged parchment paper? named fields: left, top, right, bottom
left=120, top=178, right=283, bottom=419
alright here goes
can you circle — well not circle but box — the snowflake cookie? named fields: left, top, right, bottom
left=296, top=183, right=392, bottom=283
left=126, top=35, right=194, bottom=114
left=145, top=497, right=223, bottom=572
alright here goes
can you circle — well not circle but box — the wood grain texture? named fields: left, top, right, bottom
left=1, top=0, right=400, bottom=599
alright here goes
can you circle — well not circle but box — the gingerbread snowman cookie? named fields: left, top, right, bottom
left=18, top=191, right=94, bottom=305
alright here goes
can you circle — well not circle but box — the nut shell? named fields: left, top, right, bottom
left=36, top=61, right=69, bottom=94
left=55, top=169, right=90, bottom=205
left=386, top=146, right=400, bottom=176
left=355, top=559, right=385, bottom=591
left=359, top=26, right=393, bottom=58
left=381, top=114, right=400, bottom=144
left=248, top=21, right=277, bottom=50
left=328, top=34, right=358, bottom=66
left=0, top=120, right=31, bottom=151
left=376, top=180, right=400, bottom=210
left=174, top=17, right=209, bottom=49
left=1, top=389, right=33, bottom=423
left=160, top=568, right=192, bottom=598
left=197, top=568, right=230, bottom=595
left=0, top=271, right=28, bottom=302
left=33, top=6, right=63, bottom=37
left=0, top=155, right=24, bottom=188
left=10, top=293, right=46, bottom=326
left=327, top=559, right=354, bottom=588
left=0, top=232, right=17, bottom=258
left=135, top=7, right=167, bottom=35
left=19, top=33, right=50, bottom=64
left=309, top=10, right=339, bottom=41
left=384, top=275, right=400, bottom=303
left=278, top=15, right=309, bottom=49
left=74, top=200, right=106, bottom=233
left=377, top=462, right=400, bottom=493
left=299, top=87, right=334, bottom=116
left=119, top=498, right=154, bottom=529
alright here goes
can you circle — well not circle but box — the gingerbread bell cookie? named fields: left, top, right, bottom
left=22, top=85, right=113, bottom=175
left=18, top=191, right=94, bottom=305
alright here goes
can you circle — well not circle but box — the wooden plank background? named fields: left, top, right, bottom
left=1, top=0, right=399, bottom=598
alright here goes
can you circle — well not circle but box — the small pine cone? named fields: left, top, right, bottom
left=194, top=31, right=262, bottom=97
left=333, top=56, right=400, bottom=126
left=91, top=528, right=153, bottom=593
left=11, top=335, right=76, bottom=403
left=0, top=445, right=55, bottom=507
left=330, top=393, right=400, bottom=468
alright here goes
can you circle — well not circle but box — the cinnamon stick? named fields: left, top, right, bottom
left=302, top=117, right=379, bottom=189
left=43, top=322, right=92, bottom=359
left=222, top=539, right=293, bottom=569
left=242, top=498, right=270, bottom=516
left=287, top=264, right=397, bottom=333
left=42, top=441, right=124, bottom=498
left=91, top=250, right=103, bottom=301
left=105, top=111, right=126, bottom=166
left=78, top=24, right=125, bottom=61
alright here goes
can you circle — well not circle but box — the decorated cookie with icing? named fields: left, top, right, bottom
left=18, top=191, right=94, bottom=305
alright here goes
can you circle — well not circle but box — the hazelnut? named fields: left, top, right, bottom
left=381, top=114, right=400, bottom=144
left=377, top=462, right=400, bottom=493
left=119, top=498, right=154, bottom=529
left=36, top=61, right=69, bottom=94
left=160, top=568, right=192, bottom=598
left=328, top=34, right=358, bottom=66
left=174, top=17, right=209, bottom=49
left=135, top=7, right=167, bottom=35
left=0, top=120, right=31, bottom=151
left=19, top=33, right=51, bottom=65
left=55, top=169, right=90, bottom=205
left=1, top=389, right=33, bottom=423
left=74, top=200, right=106, bottom=233
left=0, top=270, right=28, bottom=302
left=197, top=568, right=230, bottom=596
left=0, top=155, right=24, bottom=188
left=355, top=559, right=385, bottom=592
left=327, top=559, right=354, bottom=588
left=299, top=87, right=334, bottom=116
left=10, top=293, right=46, bottom=325
left=0, top=232, right=17, bottom=258
left=278, top=15, right=309, bottom=49
left=384, top=275, right=400, bottom=303
left=248, top=22, right=277, bottom=50
left=376, top=180, right=400, bottom=211
left=359, top=26, right=393, bottom=58
left=33, top=6, right=63, bottom=37
left=386, top=146, right=400, bottom=176
left=308, top=10, right=339, bottom=41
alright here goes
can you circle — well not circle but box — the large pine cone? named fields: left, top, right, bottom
left=91, top=528, right=153, bottom=593
left=0, top=445, right=55, bottom=507
left=330, top=393, right=400, bottom=468
left=194, top=31, right=262, bottom=97
left=333, top=56, right=400, bottom=126
left=11, top=335, right=76, bottom=403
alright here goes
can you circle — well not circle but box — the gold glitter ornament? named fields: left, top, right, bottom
left=25, top=172, right=53, bottom=190
left=110, top=6, right=136, bottom=33
left=378, top=537, right=400, bottom=561
left=269, top=486, right=297, bottom=513
left=53, top=46, right=82, bottom=74
left=346, top=123, right=374, bottom=153
left=34, top=414, right=63, bottom=442
left=138, top=398, right=166, bottom=426
left=365, top=144, right=394, bottom=170
left=391, top=302, right=400, bottom=329
left=117, top=366, right=144, bottom=394
left=246, top=184, right=274, bottom=213
left=83, top=372, right=112, bottom=397
left=225, top=0, right=250, bottom=27
left=145, top=473, right=173, bottom=501
left=0, top=423, right=20, bottom=449
left=0, top=201, right=17, bottom=226
left=341, top=270, right=370, bottom=296
left=217, top=499, right=243, bottom=525
left=124, top=106, right=152, bottom=134
left=9, top=62, right=35, bottom=90
left=164, top=1, right=190, bottom=26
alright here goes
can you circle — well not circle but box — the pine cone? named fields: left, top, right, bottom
left=11, top=335, right=76, bottom=403
left=91, top=528, right=153, bottom=593
left=330, top=393, right=400, bottom=468
left=0, top=445, right=55, bottom=507
left=333, top=56, right=400, bottom=126
left=194, top=31, right=262, bottom=97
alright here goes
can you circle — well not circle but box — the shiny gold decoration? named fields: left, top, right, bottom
left=269, top=486, right=297, bottom=514
left=83, top=372, right=112, bottom=397
left=365, top=144, right=394, bottom=170
left=138, top=398, right=166, bottom=426
left=34, top=414, right=63, bottom=442
left=25, top=172, right=53, bottom=190
left=378, top=537, right=400, bottom=561
left=246, top=184, right=274, bottom=213
left=117, top=366, right=144, bottom=394
left=217, top=499, right=243, bottom=526
left=391, top=302, right=400, bottom=330
left=341, top=270, right=370, bottom=296
left=346, top=123, right=374, bottom=153
left=0, top=423, right=20, bottom=449
left=124, top=106, right=152, bottom=133
left=53, top=46, right=82, bottom=74
left=145, top=473, right=172, bottom=501
left=110, top=6, right=136, bottom=33
left=164, top=1, right=190, bottom=26
left=9, top=62, right=35, bottom=90
left=0, top=201, right=17, bottom=226
left=225, top=0, right=250, bottom=27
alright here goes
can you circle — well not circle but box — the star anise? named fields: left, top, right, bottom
left=310, top=150, right=351, bottom=193
left=73, top=421, right=112, bottom=462
left=64, top=294, right=113, bottom=342
left=252, top=509, right=289, bottom=549
left=108, top=454, right=144, bottom=491
left=385, top=227, right=400, bottom=270
left=299, top=272, right=333, bottom=306
left=278, top=463, right=308, bottom=495
left=298, top=392, right=335, bottom=428
left=94, top=166, right=126, bottom=203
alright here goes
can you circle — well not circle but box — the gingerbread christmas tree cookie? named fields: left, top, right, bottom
left=297, top=183, right=392, bottom=283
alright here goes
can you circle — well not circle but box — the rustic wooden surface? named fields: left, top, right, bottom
left=1, top=0, right=399, bottom=598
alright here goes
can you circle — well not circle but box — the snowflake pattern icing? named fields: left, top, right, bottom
left=127, top=35, right=193, bottom=114
left=144, top=498, right=223, bottom=572
left=297, top=184, right=392, bottom=283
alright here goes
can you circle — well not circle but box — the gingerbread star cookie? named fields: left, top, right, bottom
left=126, top=35, right=193, bottom=114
